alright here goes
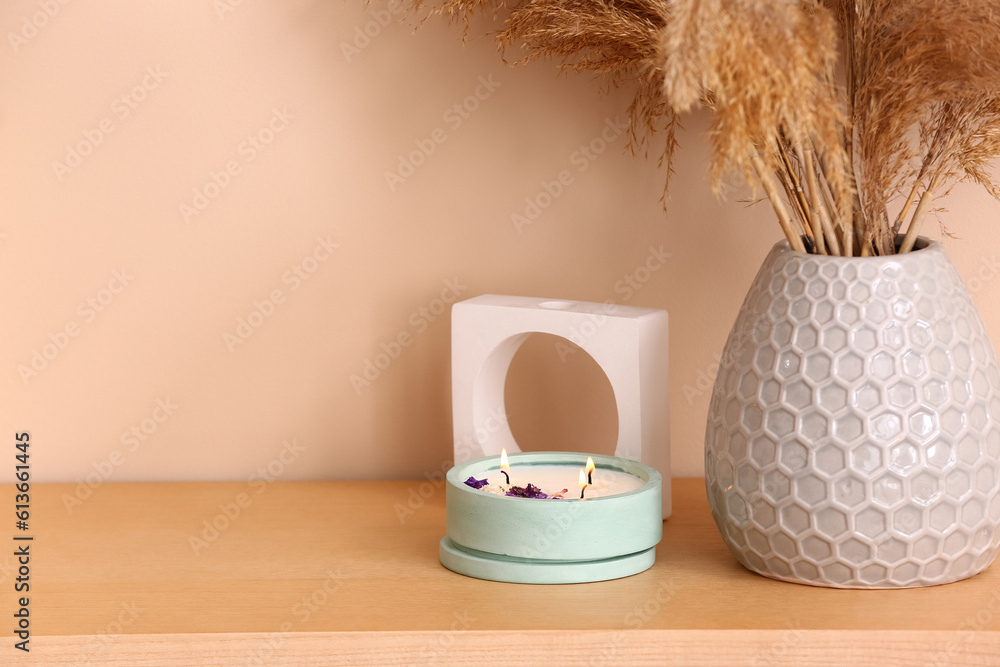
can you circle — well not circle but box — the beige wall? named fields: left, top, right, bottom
left=2, top=0, right=999, bottom=485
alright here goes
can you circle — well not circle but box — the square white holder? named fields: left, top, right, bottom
left=451, top=295, right=671, bottom=518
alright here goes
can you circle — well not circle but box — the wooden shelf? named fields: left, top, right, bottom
left=5, top=478, right=999, bottom=665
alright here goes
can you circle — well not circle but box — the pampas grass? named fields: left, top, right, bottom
left=412, top=0, right=1000, bottom=255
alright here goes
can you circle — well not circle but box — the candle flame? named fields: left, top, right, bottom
left=500, top=448, right=510, bottom=471
left=578, top=468, right=587, bottom=488
left=586, top=456, right=595, bottom=476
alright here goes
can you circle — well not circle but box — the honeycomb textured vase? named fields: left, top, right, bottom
left=705, top=238, right=1000, bottom=588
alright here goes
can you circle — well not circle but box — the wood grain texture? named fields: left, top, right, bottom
left=10, top=631, right=1000, bottom=666
left=2, top=478, right=998, bottom=665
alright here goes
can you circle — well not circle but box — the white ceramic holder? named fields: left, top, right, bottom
left=451, top=294, right=671, bottom=517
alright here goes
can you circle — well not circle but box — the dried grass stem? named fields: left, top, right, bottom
left=415, top=0, right=1000, bottom=255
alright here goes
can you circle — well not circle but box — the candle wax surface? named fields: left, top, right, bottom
left=485, top=464, right=644, bottom=499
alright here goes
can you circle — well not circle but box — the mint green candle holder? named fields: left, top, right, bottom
left=439, top=452, right=663, bottom=584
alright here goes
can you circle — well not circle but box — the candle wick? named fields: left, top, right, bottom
left=580, top=486, right=586, bottom=500
left=501, top=470, right=510, bottom=485
left=587, top=471, right=593, bottom=485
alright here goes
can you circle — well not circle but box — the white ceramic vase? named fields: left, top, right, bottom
left=705, top=237, right=1000, bottom=587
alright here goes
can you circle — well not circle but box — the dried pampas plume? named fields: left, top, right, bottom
left=659, top=0, right=850, bottom=255
left=411, top=0, right=1000, bottom=255
left=846, top=0, right=1000, bottom=254
left=498, top=0, right=677, bottom=169
left=411, top=0, right=680, bottom=183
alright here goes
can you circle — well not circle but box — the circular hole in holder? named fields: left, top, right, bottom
left=538, top=300, right=576, bottom=310
left=504, top=332, right=618, bottom=455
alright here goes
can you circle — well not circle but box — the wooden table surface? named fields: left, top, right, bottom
left=3, top=478, right=999, bottom=665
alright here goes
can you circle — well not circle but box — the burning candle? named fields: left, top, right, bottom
left=500, top=448, right=510, bottom=485
left=441, top=451, right=664, bottom=584
left=586, top=456, right=596, bottom=485
left=470, top=454, right=644, bottom=499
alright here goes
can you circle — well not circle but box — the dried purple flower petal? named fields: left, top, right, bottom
left=505, top=483, right=549, bottom=499
left=464, top=476, right=489, bottom=489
